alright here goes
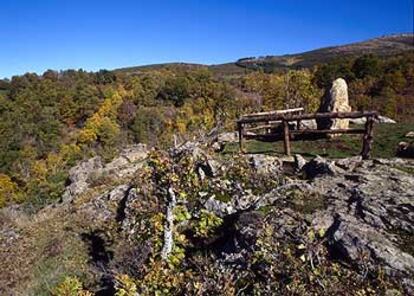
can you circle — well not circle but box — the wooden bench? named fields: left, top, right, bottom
left=237, top=111, right=378, bottom=159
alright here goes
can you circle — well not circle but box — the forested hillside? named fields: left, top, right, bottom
left=234, top=34, right=414, bottom=71
left=119, top=34, right=414, bottom=75
left=0, top=50, right=413, bottom=208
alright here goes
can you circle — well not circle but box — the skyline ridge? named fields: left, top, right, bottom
left=2, top=32, right=412, bottom=78
left=1, top=0, right=412, bottom=78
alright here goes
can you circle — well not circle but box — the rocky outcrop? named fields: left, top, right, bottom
left=317, top=78, right=352, bottom=131
left=193, top=153, right=414, bottom=291
left=308, top=159, right=414, bottom=289
left=105, top=144, right=148, bottom=175
left=56, top=149, right=414, bottom=293
left=2, top=143, right=414, bottom=295
left=249, top=154, right=283, bottom=175
left=61, top=157, right=103, bottom=202
left=62, top=144, right=148, bottom=202
left=217, top=132, right=238, bottom=143
left=303, top=155, right=339, bottom=178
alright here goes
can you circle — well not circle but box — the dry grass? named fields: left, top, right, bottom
left=0, top=205, right=97, bottom=295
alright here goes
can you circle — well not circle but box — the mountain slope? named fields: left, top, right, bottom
left=232, top=33, right=414, bottom=72
left=114, top=34, right=414, bottom=75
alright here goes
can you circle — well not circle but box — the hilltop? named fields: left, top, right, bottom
left=234, top=33, right=414, bottom=72
left=114, top=34, right=414, bottom=75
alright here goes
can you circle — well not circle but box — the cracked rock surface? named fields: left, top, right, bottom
left=1, top=144, right=413, bottom=295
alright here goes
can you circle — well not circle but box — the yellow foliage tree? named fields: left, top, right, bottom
left=242, top=69, right=321, bottom=112
left=0, top=174, right=23, bottom=207
left=60, top=143, right=82, bottom=164
left=77, top=91, right=123, bottom=145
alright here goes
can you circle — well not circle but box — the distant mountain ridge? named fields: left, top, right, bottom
left=234, top=33, right=414, bottom=71
left=115, top=33, right=414, bottom=75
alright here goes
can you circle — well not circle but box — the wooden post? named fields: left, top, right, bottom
left=361, top=116, right=374, bottom=160
left=238, top=122, right=245, bottom=153
left=283, top=119, right=291, bottom=156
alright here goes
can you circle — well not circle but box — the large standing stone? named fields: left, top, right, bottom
left=316, top=78, right=351, bottom=131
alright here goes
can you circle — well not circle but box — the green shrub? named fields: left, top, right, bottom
left=51, top=276, right=92, bottom=296
left=114, top=274, right=137, bottom=296
left=194, top=210, right=223, bottom=238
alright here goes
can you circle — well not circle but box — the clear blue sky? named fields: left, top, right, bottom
left=1, top=0, right=412, bottom=78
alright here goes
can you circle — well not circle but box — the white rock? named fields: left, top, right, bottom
left=299, top=119, right=317, bottom=129
left=405, top=131, right=414, bottom=138
left=349, top=118, right=367, bottom=125
left=350, top=116, right=396, bottom=125
left=294, top=154, right=307, bottom=171
left=217, top=132, right=238, bottom=143
left=317, top=78, right=352, bottom=132
left=377, top=116, right=396, bottom=124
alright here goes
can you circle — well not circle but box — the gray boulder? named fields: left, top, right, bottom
left=77, top=184, right=131, bottom=222
left=377, top=115, right=397, bottom=124
left=350, top=115, right=396, bottom=125
left=249, top=154, right=283, bottom=175
left=308, top=158, right=414, bottom=288
left=397, top=142, right=414, bottom=158
left=217, top=132, right=238, bottom=143
left=328, top=214, right=414, bottom=276
left=61, top=157, right=103, bottom=202
left=294, top=154, right=307, bottom=172
left=303, top=156, right=338, bottom=179
left=299, top=119, right=317, bottom=129
left=62, top=144, right=148, bottom=202
left=334, top=156, right=363, bottom=171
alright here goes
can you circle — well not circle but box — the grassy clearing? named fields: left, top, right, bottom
left=223, top=123, right=414, bottom=159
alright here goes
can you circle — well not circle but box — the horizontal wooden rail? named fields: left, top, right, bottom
left=244, top=134, right=283, bottom=140
left=290, top=128, right=366, bottom=135
left=243, top=128, right=366, bottom=138
left=238, top=111, right=378, bottom=124
left=240, top=107, right=304, bottom=119
left=245, top=125, right=273, bottom=132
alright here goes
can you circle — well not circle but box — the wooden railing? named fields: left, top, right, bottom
left=237, top=111, right=378, bottom=159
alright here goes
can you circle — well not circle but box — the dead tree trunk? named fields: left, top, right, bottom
left=161, top=187, right=177, bottom=260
